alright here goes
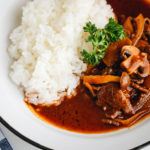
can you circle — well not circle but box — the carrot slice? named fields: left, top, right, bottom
left=84, top=82, right=96, bottom=96
left=83, top=75, right=120, bottom=84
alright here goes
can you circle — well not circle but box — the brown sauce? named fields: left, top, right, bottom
left=29, top=86, right=124, bottom=133
left=28, top=1, right=150, bottom=133
left=107, top=0, right=150, bottom=18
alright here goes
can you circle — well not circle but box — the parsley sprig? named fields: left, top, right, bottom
left=81, top=18, right=125, bottom=66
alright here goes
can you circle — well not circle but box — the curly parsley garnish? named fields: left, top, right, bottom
left=81, top=18, right=126, bottom=66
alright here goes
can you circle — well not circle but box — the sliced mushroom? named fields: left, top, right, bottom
left=123, top=14, right=149, bottom=46
left=144, top=18, right=150, bottom=41
left=121, top=46, right=150, bottom=77
left=120, top=72, right=131, bottom=90
left=121, top=45, right=140, bottom=59
left=121, top=54, right=143, bottom=74
left=103, top=38, right=132, bottom=67
left=137, top=53, right=150, bottom=77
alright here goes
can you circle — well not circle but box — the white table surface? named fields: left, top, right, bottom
left=0, top=122, right=150, bottom=150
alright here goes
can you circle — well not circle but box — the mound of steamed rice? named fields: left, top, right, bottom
left=8, top=0, right=114, bottom=105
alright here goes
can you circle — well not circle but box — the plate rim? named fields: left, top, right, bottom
left=0, top=117, right=52, bottom=150
left=1, top=117, right=150, bottom=150
left=0, top=0, right=150, bottom=149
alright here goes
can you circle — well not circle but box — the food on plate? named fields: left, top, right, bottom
left=8, top=0, right=150, bottom=133
left=8, top=0, right=114, bottom=105
left=82, top=13, right=150, bottom=127
left=81, top=18, right=125, bottom=65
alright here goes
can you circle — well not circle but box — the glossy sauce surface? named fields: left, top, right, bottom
left=29, top=86, right=124, bottom=133
left=107, top=0, right=150, bottom=18
left=29, top=1, right=150, bottom=133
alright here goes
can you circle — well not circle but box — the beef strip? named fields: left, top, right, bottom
left=96, top=83, right=134, bottom=119
left=131, top=78, right=144, bottom=84
left=131, top=82, right=149, bottom=93
left=133, top=92, right=150, bottom=112
left=130, top=88, right=140, bottom=103
left=96, top=84, right=122, bottom=119
left=114, top=90, right=135, bottom=114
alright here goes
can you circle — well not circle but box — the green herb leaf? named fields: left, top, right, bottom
left=105, top=18, right=125, bottom=42
left=81, top=18, right=126, bottom=65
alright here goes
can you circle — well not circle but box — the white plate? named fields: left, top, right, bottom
left=0, top=0, right=150, bottom=150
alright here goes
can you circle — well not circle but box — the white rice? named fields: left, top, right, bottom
left=8, top=0, right=114, bottom=105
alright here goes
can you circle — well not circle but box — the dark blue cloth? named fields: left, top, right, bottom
left=0, top=138, right=13, bottom=150
left=0, top=129, right=13, bottom=150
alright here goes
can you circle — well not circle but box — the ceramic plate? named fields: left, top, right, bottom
left=0, top=0, right=150, bottom=150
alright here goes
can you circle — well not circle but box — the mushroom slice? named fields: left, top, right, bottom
left=121, top=45, right=140, bottom=59
left=103, top=38, right=132, bottom=67
left=137, top=53, right=150, bottom=77
left=121, top=52, right=150, bottom=77
left=121, top=54, right=143, bottom=75
left=120, top=72, right=131, bottom=90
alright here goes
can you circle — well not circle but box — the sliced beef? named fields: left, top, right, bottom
left=131, top=82, right=149, bottom=93
left=96, top=84, right=122, bottom=119
left=114, top=90, right=135, bottom=114
left=133, top=92, right=150, bottom=112
left=96, top=83, right=134, bottom=119
left=96, top=84, right=118, bottom=108
left=131, top=78, right=144, bottom=84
